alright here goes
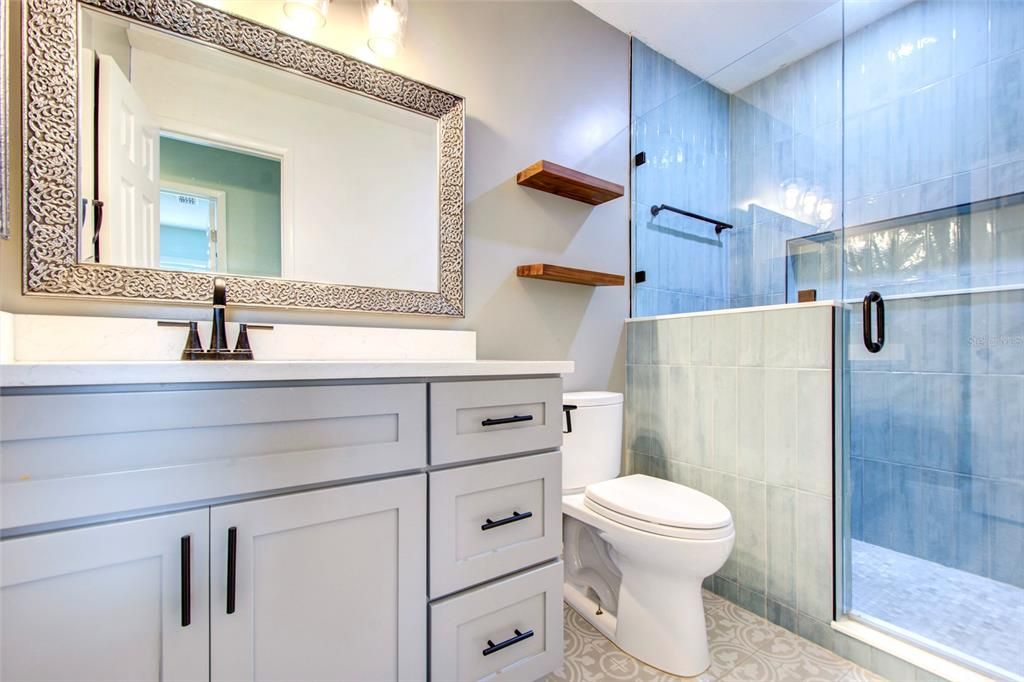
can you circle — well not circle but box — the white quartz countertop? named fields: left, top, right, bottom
left=0, top=359, right=575, bottom=388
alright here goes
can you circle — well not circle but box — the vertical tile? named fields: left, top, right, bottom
left=795, top=491, right=833, bottom=624
left=990, top=0, right=1024, bottom=59
left=765, top=307, right=801, bottom=368
left=715, top=472, right=740, bottom=581
left=860, top=459, right=895, bottom=548
left=738, top=312, right=765, bottom=366
left=766, top=599, right=798, bottom=634
left=692, top=366, right=715, bottom=467
left=736, top=585, right=767, bottom=617
left=737, top=367, right=767, bottom=481
left=797, top=369, right=834, bottom=496
left=712, top=313, right=739, bottom=366
left=767, top=485, right=797, bottom=608
left=798, top=306, right=833, bottom=369
left=668, top=365, right=693, bottom=464
left=691, top=315, right=714, bottom=365
left=765, top=369, right=798, bottom=488
left=713, top=367, right=738, bottom=473
left=664, top=316, right=691, bottom=365
left=990, top=51, right=1024, bottom=165
left=736, top=477, right=768, bottom=595
left=627, top=321, right=653, bottom=365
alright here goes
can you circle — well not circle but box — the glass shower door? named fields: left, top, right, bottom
left=842, top=0, right=1024, bottom=675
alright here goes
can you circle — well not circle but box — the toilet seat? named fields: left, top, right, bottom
left=583, top=474, right=734, bottom=540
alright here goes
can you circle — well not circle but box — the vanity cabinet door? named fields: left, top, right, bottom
left=0, top=509, right=210, bottom=682
left=210, top=474, right=427, bottom=682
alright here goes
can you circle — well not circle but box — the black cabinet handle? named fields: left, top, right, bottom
left=482, top=628, right=534, bottom=656
left=481, top=415, right=533, bottom=427
left=862, top=291, right=885, bottom=353
left=481, top=510, right=533, bottom=531
left=226, top=526, right=237, bottom=615
left=180, top=535, right=191, bottom=627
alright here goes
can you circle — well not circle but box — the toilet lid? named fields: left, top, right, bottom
left=584, top=474, right=733, bottom=531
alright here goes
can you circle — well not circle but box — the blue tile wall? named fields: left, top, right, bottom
left=846, top=288, right=1024, bottom=588
left=632, top=0, right=1024, bottom=596
left=631, top=40, right=732, bottom=317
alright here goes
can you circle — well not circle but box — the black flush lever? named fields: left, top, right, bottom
left=563, top=404, right=578, bottom=434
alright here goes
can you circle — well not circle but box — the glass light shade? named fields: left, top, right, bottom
left=283, top=0, right=329, bottom=30
left=363, top=0, right=408, bottom=57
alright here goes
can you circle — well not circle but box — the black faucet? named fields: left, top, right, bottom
left=172, top=277, right=267, bottom=360
left=210, top=276, right=229, bottom=353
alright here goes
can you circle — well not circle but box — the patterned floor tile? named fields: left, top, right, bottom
left=550, top=592, right=884, bottom=682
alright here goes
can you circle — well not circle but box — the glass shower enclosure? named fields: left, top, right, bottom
left=630, top=0, right=1023, bottom=677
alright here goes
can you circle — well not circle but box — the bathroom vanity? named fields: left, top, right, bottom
left=0, top=359, right=570, bottom=681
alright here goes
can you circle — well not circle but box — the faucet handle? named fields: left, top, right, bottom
left=233, top=323, right=254, bottom=360
left=181, top=321, right=204, bottom=360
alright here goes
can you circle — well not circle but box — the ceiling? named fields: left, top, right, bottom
left=574, top=0, right=913, bottom=93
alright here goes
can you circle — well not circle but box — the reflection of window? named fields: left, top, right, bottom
left=159, top=134, right=283, bottom=278
left=158, top=185, right=225, bottom=272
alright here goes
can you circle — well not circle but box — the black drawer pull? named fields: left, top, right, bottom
left=482, top=628, right=534, bottom=656
left=481, top=415, right=533, bottom=427
left=180, top=535, right=191, bottom=627
left=226, top=526, right=237, bottom=615
left=481, top=510, right=533, bottom=531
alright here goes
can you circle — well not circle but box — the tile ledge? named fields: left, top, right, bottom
left=628, top=300, right=838, bottom=323
left=831, top=617, right=1012, bottom=682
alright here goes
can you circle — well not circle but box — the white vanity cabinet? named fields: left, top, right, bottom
left=0, top=368, right=567, bottom=682
left=210, top=475, right=426, bottom=682
left=0, top=509, right=211, bottom=682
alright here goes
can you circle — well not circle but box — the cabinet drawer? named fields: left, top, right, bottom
left=429, top=452, right=561, bottom=597
left=429, top=378, right=562, bottom=465
left=1, top=383, right=426, bottom=530
left=430, top=561, right=563, bottom=682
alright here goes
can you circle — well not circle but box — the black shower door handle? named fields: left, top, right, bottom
left=862, top=291, right=885, bottom=353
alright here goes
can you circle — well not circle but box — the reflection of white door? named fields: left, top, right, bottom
left=98, top=54, right=160, bottom=268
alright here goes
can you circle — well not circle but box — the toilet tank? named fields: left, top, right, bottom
left=562, top=391, right=623, bottom=493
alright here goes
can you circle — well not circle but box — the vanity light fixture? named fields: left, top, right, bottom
left=363, top=0, right=408, bottom=57
left=283, top=0, right=331, bottom=30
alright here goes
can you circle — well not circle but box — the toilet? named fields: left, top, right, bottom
left=561, top=391, right=735, bottom=677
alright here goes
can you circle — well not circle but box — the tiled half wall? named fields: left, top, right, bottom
left=625, top=303, right=839, bottom=642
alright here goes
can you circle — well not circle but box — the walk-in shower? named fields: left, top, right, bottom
left=630, top=0, right=1024, bottom=677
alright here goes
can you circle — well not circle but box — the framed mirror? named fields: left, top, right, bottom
left=1, top=0, right=8, bottom=240
left=21, top=0, right=465, bottom=315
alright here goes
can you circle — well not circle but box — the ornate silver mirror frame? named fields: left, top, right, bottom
left=21, top=0, right=465, bottom=315
left=1, top=0, right=9, bottom=240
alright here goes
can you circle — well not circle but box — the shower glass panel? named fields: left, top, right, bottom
left=842, top=0, right=1024, bottom=677
left=631, top=0, right=1024, bottom=675
left=631, top=14, right=842, bottom=317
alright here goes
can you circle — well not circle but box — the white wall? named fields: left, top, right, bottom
left=129, top=36, right=440, bottom=291
left=1, top=0, right=630, bottom=392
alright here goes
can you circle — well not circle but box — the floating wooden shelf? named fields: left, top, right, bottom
left=517, top=264, right=625, bottom=287
left=516, top=160, right=624, bottom=205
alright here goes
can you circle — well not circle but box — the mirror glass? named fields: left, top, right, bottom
left=78, top=8, right=441, bottom=292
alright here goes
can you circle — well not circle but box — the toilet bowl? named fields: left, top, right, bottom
left=561, top=391, right=735, bottom=678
